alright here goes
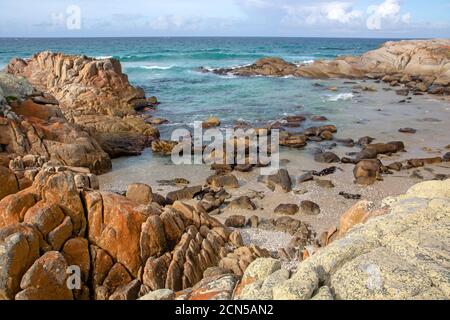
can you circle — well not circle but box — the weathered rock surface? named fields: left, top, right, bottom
left=0, top=168, right=267, bottom=300
left=0, top=73, right=112, bottom=174
left=6, top=52, right=159, bottom=157
left=230, top=180, right=450, bottom=300
left=211, top=40, right=450, bottom=95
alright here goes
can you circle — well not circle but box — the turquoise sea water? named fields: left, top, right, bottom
left=0, top=37, right=393, bottom=137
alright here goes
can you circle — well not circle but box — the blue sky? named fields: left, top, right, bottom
left=0, top=0, right=449, bottom=38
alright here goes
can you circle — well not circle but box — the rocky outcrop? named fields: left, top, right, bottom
left=5, top=52, right=159, bottom=156
left=231, top=179, right=450, bottom=300
left=0, top=73, right=111, bottom=174
left=0, top=170, right=264, bottom=300
left=211, top=40, right=450, bottom=95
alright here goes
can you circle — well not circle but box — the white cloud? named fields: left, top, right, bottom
left=366, top=0, right=411, bottom=30
left=281, top=1, right=363, bottom=27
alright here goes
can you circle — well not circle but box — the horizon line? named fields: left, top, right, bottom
left=0, top=35, right=435, bottom=40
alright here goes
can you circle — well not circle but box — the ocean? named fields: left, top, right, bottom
left=0, top=37, right=392, bottom=138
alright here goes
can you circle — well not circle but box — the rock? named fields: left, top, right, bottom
left=387, top=162, right=403, bottom=171
left=225, top=215, right=246, bottom=228
left=47, top=216, right=73, bottom=251
left=90, top=246, right=114, bottom=288
left=166, top=186, right=203, bottom=204
left=85, top=192, right=151, bottom=277
left=142, top=254, right=170, bottom=291
left=6, top=53, right=159, bottom=145
left=395, top=88, right=410, bottom=96
left=229, top=231, right=244, bottom=247
left=103, top=263, right=133, bottom=295
left=444, top=152, right=450, bottom=162
left=357, top=136, right=375, bottom=147
left=62, top=238, right=90, bottom=282
left=406, top=157, right=443, bottom=168
left=228, top=196, right=256, bottom=211
left=0, top=224, right=41, bottom=300
left=126, top=183, right=153, bottom=204
left=109, top=279, right=141, bottom=300
left=0, top=99, right=111, bottom=174
left=312, top=167, right=337, bottom=177
left=147, top=96, right=159, bottom=105
left=151, top=140, right=178, bottom=155
left=247, top=215, right=259, bottom=228
left=338, top=192, right=362, bottom=200
left=148, top=117, right=168, bottom=125
left=202, top=117, right=221, bottom=129
left=314, top=151, right=340, bottom=163
left=300, top=201, right=321, bottom=216
left=338, top=201, right=375, bottom=235
left=310, top=115, right=328, bottom=122
left=264, top=169, right=292, bottom=193
left=399, top=128, right=417, bottom=134
left=274, top=204, right=299, bottom=215
left=0, top=167, right=19, bottom=201
left=354, top=159, right=381, bottom=185
left=320, top=131, right=334, bottom=140
left=188, top=274, right=239, bottom=300
left=139, top=288, right=175, bottom=300
left=316, top=179, right=334, bottom=188
left=203, top=267, right=230, bottom=279
left=140, top=215, right=167, bottom=263
left=23, top=201, right=65, bottom=237
left=298, top=172, right=314, bottom=183
left=279, top=132, right=307, bottom=148
left=15, top=251, right=73, bottom=300
left=207, top=174, right=239, bottom=189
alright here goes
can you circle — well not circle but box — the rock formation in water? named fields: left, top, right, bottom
left=210, top=39, right=450, bottom=95
left=5, top=52, right=160, bottom=157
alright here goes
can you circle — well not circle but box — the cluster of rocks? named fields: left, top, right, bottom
left=0, top=161, right=275, bottom=300
left=208, top=40, right=450, bottom=96
left=169, top=179, right=450, bottom=300
left=5, top=52, right=160, bottom=157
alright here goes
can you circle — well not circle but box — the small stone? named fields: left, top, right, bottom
left=274, top=204, right=299, bottom=215
left=387, top=162, right=403, bottom=171
left=315, top=180, right=334, bottom=188
left=225, top=215, right=246, bottom=228
left=443, top=152, right=450, bottom=162
left=298, top=172, right=314, bottom=183
left=314, top=152, right=340, bottom=163
left=338, top=192, right=361, bottom=200
left=399, top=128, right=417, bottom=134
left=247, top=215, right=259, bottom=228
left=300, top=201, right=321, bottom=215
left=229, top=196, right=256, bottom=210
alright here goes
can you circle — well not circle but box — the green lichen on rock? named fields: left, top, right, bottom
left=234, top=179, right=450, bottom=300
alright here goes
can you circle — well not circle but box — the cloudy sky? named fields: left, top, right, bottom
left=1, top=0, right=449, bottom=38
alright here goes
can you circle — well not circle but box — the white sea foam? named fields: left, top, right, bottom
left=95, top=55, right=113, bottom=60
left=327, top=93, right=354, bottom=102
left=138, top=65, right=175, bottom=70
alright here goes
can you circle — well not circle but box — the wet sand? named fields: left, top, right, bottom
left=99, top=79, right=450, bottom=234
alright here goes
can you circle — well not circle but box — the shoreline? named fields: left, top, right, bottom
left=100, top=78, right=450, bottom=233
left=1, top=38, right=450, bottom=301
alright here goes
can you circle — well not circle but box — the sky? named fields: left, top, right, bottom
left=0, top=0, right=449, bottom=38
